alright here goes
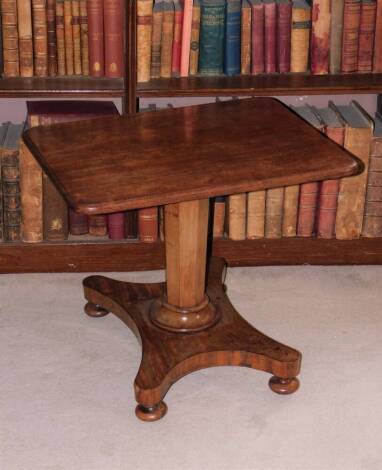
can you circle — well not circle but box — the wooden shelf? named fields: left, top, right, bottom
left=1, top=237, right=382, bottom=273
left=137, top=73, right=382, bottom=97
left=0, top=77, right=124, bottom=98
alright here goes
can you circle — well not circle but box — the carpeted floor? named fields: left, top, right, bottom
left=1, top=265, right=381, bottom=470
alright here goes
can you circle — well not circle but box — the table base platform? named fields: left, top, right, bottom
left=83, top=257, right=301, bottom=422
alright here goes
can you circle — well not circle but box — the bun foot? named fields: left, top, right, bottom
left=269, top=376, right=300, bottom=395
left=84, top=302, right=109, bottom=318
left=135, top=401, right=168, bottom=422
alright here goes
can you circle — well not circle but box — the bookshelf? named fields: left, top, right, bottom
left=2, top=0, right=382, bottom=273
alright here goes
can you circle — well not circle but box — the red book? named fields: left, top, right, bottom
left=69, top=209, right=89, bottom=235
left=104, top=0, right=124, bottom=77
left=341, top=0, right=361, bottom=72
left=276, top=0, right=292, bottom=73
left=250, top=0, right=264, bottom=74
left=373, top=0, right=382, bottom=71
left=311, top=0, right=331, bottom=74
left=357, top=0, right=377, bottom=72
left=264, top=0, right=276, bottom=73
left=171, top=1, right=183, bottom=76
left=87, top=0, right=104, bottom=76
left=138, top=207, right=158, bottom=243
left=107, top=212, right=125, bottom=239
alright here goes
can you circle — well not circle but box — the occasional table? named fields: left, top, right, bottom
left=24, top=98, right=362, bottom=421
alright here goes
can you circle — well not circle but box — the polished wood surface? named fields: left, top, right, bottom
left=23, top=98, right=362, bottom=215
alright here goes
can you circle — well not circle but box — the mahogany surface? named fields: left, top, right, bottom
left=23, top=97, right=362, bottom=215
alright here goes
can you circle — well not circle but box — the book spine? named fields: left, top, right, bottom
left=79, top=0, right=89, bottom=74
left=171, top=2, right=183, bottom=76
left=297, top=182, right=319, bottom=237
left=47, top=0, right=58, bottom=75
left=87, top=0, right=104, bottom=76
left=341, top=0, right=361, bottom=72
left=224, top=0, right=241, bottom=75
left=160, top=2, right=174, bottom=78
left=213, top=196, right=226, bottom=238
left=69, top=208, right=89, bottom=235
left=150, top=1, right=163, bottom=79
left=199, top=0, right=226, bottom=75
left=32, top=0, right=48, bottom=76
left=362, top=137, right=382, bottom=237
left=240, top=0, right=251, bottom=75
left=310, top=0, right=331, bottom=74
left=137, top=0, right=153, bottom=82
left=247, top=190, right=265, bottom=238
left=107, top=212, right=125, bottom=239
left=264, top=0, right=276, bottom=73
left=228, top=193, right=246, bottom=240
left=251, top=2, right=264, bottom=74
left=189, top=0, right=201, bottom=75
left=330, top=0, right=344, bottom=73
left=20, top=139, right=43, bottom=242
left=2, top=147, right=21, bottom=241
left=277, top=0, right=291, bottom=73
left=104, top=0, right=124, bottom=77
left=357, top=0, right=377, bottom=72
left=88, top=214, right=107, bottom=236
left=290, top=2, right=310, bottom=72
left=1, top=0, right=20, bottom=76
left=71, top=0, right=82, bottom=74
left=125, top=210, right=138, bottom=239
left=56, top=0, right=66, bottom=74
left=265, top=187, right=284, bottom=238
left=138, top=207, right=158, bottom=242
left=180, top=0, right=193, bottom=76
left=63, top=0, right=74, bottom=74
left=373, top=0, right=382, bottom=71
left=17, top=0, right=34, bottom=77
left=282, top=184, right=299, bottom=237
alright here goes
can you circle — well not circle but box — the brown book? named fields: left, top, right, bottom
left=138, top=206, right=158, bottom=242
left=151, top=0, right=164, bottom=79
left=107, top=212, right=125, bottom=239
left=249, top=0, right=264, bottom=74
left=71, top=0, right=82, bottom=74
left=17, top=0, right=34, bottom=76
left=362, top=114, right=382, bottom=237
left=88, top=214, right=107, bottom=236
left=87, top=0, right=104, bottom=76
left=265, top=187, right=284, bottom=238
left=69, top=208, right=88, bottom=235
left=104, top=0, right=124, bottom=77
left=137, top=0, right=153, bottom=82
left=332, top=101, right=373, bottom=240
left=0, top=123, right=10, bottom=240
left=241, top=0, right=251, bottom=74
left=357, top=0, right=377, bottom=72
left=189, top=0, right=201, bottom=75
left=282, top=185, right=299, bottom=237
left=373, top=0, right=382, bottom=71
left=79, top=0, right=89, bottom=74
left=330, top=0, right=344, bottom=73
left=160, top=1, right=174, bottom=78
left=32, top=0, right=48, bottom=76
left=1, top=0, right=20, bottom=76
left=247, top=190, right=265, bottom=238
left=63, top=0, right=74, bottom=74
left=290, top=0, right=311, bottom=73
left=56, top=0, right=66, bottom=74
left=47, top=0, right=58, bottom=75
left=341, top=0, right=361, bottom=72
left=228, top=193, right=246, bottom=240
left=276, top=0, right=292, bottom=73
left=213, top=196, right=226, bottom=238
left=125, top=209, right=138, bottom=239
left=310, top=0, right=330, bottom=74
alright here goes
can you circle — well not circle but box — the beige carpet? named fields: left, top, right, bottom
left=1, top=265, right=381, bottom=470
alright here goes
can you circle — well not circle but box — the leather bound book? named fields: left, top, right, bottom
left=0, top=123, right=10, bottom=240
left=87, top=0, right=104, bottom=76
left=137, top=0, right=153, bottom=82
left=124, top=209, right=138, bottom=239
left=79, top=0, right=89, bottom=74
left=32, top=0, right=48, bottom=76
left=241, top=0, right=251, bottom=74
left=72, top=0, right=82, bottom=74
left=180, top=0, right=193, bottom=76
left=330, top=0, right=344, bottom=73
left=276, top=0, right=292, bottom=73
left=249, top=0, right=264, bottom=74
left=228, top=193, right=247, bottom=240
left=314, top=105, right=345, bottom=239
left=282, top=185, right=299, bottom=236
left=63, top=0, right=74, bottom=75
left=199, top=0, right=226, bottom=75
left=362, top=114, right=382, bottom=237
left=0, top=11, right=3, bottom=76
left=56, top=0, right=66, bottom=74
left=88, top=214, right=107, bottom=236
left=46, top=0, right=58, bottom=76
left=341, top=0, right=361, bottom=72
left=104, top=0, right=124, bottom=77
left=290, top=0, right=311, bottom=73
left=107, top=212, right=125, bottom=239
left=310, top=0, right=330, bottom=74
left=171, top=0, right=183, bottom=76
left=265, top=187, right=284, bottom=238
left=224, top=0, right=241, bottom=75
left=332, top=101, right=373, bottom=240
left=69, top=208, right=88, bottom=235
left=138, top=206, right=158, bottom=243
left=150, top=0, right=164, bottom=79
left=357, top=0, right=377, bottom=72
left=213, top=196, right=226, bottom=238
left=17, top=0, right=34, bottom=76
left=189, top=0, right=201, bottom=75
left=263, top=0, right=277, bottom=73
left=247, top=190, right=265, bottom=238
left=373, top=0, right=382, bottom=71
left=160, top=1, right=174, bottom=78
left=1, top=0, right=20, bottom=76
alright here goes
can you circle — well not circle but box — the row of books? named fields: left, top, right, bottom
left=137, top=0, right=382, bottom=82
left=0, top=0, right=123, bottom=78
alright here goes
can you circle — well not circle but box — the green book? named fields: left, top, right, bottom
left=0, top=122, right=10, bottom=241
left=199, top=0, right=226, bottom=75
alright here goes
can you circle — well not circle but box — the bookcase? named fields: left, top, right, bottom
left=2, top=0, right=382, bottom=273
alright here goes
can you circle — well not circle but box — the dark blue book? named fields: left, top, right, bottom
left=199, top=0, right=226, bottom=75
left=224, top=0, right=241, bottom=75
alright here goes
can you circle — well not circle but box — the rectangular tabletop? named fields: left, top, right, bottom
left=23, top=98, right=362, bottom=215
